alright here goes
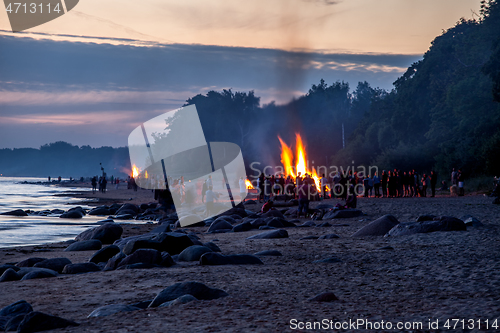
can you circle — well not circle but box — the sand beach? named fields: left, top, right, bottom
left=0, top=185, right=499, bottom=332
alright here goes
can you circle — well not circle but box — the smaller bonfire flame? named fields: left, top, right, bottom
left=131, top=165, right=140, bottom=178
left=245, top=179, right=254, bottom=189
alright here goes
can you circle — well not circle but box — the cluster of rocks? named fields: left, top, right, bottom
left=348, top=214, right=482, bottom=238
left=88, top=281, right=228, bottom=317
left=0, top=300, right=78, bottom=332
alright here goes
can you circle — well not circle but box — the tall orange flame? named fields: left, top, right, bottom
left=278, top=135, right=296, bottom=178
left=278, top=133, right=322, bottom=191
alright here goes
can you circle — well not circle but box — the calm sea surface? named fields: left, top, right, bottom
left=0, top=177, right=109, bottom=248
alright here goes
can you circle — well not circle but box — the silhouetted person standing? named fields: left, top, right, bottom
left=91, top=176, right=97, bottom=194
left=430, top=171, right=437, bottom=197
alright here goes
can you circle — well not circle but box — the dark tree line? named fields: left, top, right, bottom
left=0, top=142, right=130, bottom=178
left=3, top=1, right=499, bottom=179
left=333, top=0, right=500, bottom=178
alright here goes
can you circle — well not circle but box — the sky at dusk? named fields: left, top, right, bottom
left=0, top=0, right=482, bottom=149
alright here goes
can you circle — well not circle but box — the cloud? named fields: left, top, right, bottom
left=302, top=0, right=339, bottom=5
left=0, top=34, right=422, bottom=148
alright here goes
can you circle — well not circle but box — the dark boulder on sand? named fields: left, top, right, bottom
left=149, top=281, right=228, bottom=307
left=21, top=269, right=58, bottom=281
left=313, top=257, right=342, bottom=264
left=203, top=242, right=221, bottom=252
left=199, top=253, right=263, bottom=266
left=15, top=258, right=46, bottom=268
left=123, top=239, right=162, bottom=255
left=0, top=209, right=28, bottom=217
left=254, top=250, right=282, bottom=256
left=261, top=210, right=285, bottom=219
left=103, top=252, right=126, bottom=271
left=207, top=219, right=233, bottom=233
left=178, top=246, right=213, bottom=262
left=250, top=218, right=267, bottom=228
left=117, top=249, right=162, bottom=268
left=0, top=300, right=33, bottom=319
left=4, top=313, right=26, bottom=331
left=267, top=217, right=291, bottom=228
left=0, top=264, right=19, bottom=275
left=323, top=209, right=363, bottom=219
left=64, top=240, right=102, bottom=252
left=0, top=268, right=20, bottom=282
left=160, top=252, right=175, bottom=267
left=153, top=232, right=194, bottom=255
left=416, top=214, right=437, bottom=222
left=158, top=294, right=198, bottom=307
left=308, top=292, right=339, bottom=302
left=33, top=258, right=71, bottom=273
left=385, top=216, right=466, bottom=237
left=89, top=245, right=120, bottom=264
left=88, top=304, right=140, bottom=318
left=17, top=311, right=78, bottom=333
left=76, top=223, right=123, bottom=244
left=62, top=263, right=101, bottom=274
left=351, top=215, right=400, bottom=237
left=232, top=221, right=252, bottom=232
left=461, top=215, right=484, bottom=227
left=246, top=229, right=288, bottom=239
left=318, top=234, right=340, bottom=239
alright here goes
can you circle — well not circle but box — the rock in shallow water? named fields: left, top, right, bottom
left=149, top=281, right=228, bottom=307
left=0, top=209, right=28, bottom=217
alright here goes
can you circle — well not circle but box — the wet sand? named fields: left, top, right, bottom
left=1, top=189, right=499, bottom=332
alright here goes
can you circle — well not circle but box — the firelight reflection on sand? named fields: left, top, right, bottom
left=278, top=133, right=322, bottom=191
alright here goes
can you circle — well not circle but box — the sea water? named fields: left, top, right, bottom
left=0, top=177, right=110, bottom=248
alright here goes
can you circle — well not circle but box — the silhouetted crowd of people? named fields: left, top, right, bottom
left=254, top=168, right=464, bottom=203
